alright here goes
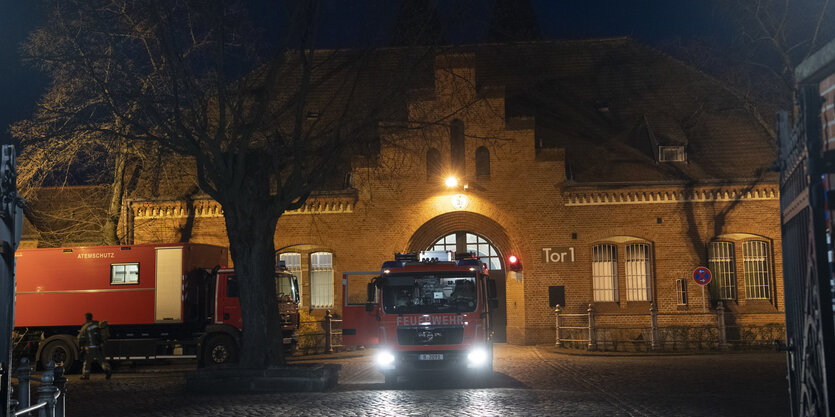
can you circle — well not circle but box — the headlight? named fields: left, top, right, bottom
left=375, top=350, right=395, bottom=367
left=467, top=347, right=488, bottom=366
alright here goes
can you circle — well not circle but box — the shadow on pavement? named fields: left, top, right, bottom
left=337, top=371, right=526, bottom=391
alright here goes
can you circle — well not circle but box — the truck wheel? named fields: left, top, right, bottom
left=41, top=340, right=76, bottom=371
left=204, top=335, right=237, bottom=366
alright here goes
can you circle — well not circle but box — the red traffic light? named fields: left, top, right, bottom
left=507, top=255, right=522, bottom=272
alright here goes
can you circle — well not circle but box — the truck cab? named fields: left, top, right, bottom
left=343, top=252, right=498, bottom=384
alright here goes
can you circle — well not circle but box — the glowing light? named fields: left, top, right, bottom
left=445, top=176, right=459, bottom=188
left=508, top=255, right=518, bottom=264
left=451, top=194, right=469, bottom=210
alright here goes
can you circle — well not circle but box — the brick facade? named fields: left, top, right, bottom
left=126, top=44, right=784, bottom=347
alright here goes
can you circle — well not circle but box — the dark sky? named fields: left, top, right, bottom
left=0, top=1, right=724, bottom=146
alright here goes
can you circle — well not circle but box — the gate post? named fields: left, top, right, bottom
left=54, top=364, right=65, bottom=417
left=587, top=304, right=596, bottom=351
left=554, top=305, right=562, bottom=347
left=16, top=358, right=30, bottom=411
left=650, top=302, right=659, bottom=351
left=324, top=310, right=333, bottom=354
left=716, top=301, right=729, bottom=350
left=37, top=361, right=56, bottom=417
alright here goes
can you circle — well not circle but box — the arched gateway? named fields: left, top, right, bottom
left=407, top=212, right=513, bottom=342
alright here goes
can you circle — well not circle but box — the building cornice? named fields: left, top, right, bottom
left=563, top=184, right=778, bottom=206
left=131, top=193, right=357, bottom=219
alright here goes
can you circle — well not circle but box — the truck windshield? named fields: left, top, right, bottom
left=275, top=272, right=299, bottom=303
left=381, top=273, right=478, bottom=314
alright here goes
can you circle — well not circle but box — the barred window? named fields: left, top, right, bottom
left=310, top=252, right=334, bottom=308
left=592, top=244, right=618, bottom=302
left=742, top=241, right=771, bottom=299
left=279, top=252, right=303, bottom=305
left=625, top=243, right=652, bottom=301
left=676, top=279, right=688, bottom=306
left=708, top=241, right=736, bottom=300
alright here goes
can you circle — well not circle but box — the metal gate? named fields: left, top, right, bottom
left=778, top=85, right=835, bottom=417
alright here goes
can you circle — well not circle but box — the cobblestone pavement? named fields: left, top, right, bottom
left=35, top=345, right=788, bottom=416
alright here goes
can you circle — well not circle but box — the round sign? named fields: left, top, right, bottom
left=693, top=266, right=712, bottom=286
left=451, top=194, right=469, bottom=210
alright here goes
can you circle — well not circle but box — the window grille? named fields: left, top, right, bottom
left=310, top=252, right=333, bottom=308
left=708, top=241, right=736, bottom=300
left=279, top=252, right=303, bottom=305
left=625, top=243, right=652, bottom=301
left=676, top=279, right=687, bottom=305
left=742, top=241, right=771, bottom=299
left=465, top=233, right=501, bottom=270
left=592, top=244, right=618, bottom=302
left=658, top=145, right=686, bottom=162
left=476, top=146, right=490, bottom=178
left=111, top=263, right=139, bottom=284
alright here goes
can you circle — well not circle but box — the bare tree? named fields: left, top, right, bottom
left=13, top=0, right=446, bottom=368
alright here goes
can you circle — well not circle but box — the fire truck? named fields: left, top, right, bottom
left=342, top=252, right=498, bottom=384
left=12, top=243, right=300, bottom=370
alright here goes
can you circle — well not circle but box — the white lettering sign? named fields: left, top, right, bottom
left=77, top=252, right=115, bottom=259
left=396, top=315, right=464, bottom=327
left=542, top=247, right=575, bottom=263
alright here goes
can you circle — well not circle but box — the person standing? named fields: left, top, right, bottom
left=77, top=312, right=112, bottom=380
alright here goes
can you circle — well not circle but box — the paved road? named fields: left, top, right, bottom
left=32, top=345, right=788, bottom=416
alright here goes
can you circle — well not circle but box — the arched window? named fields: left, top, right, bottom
left=708, top=241, right=736, bottom=300
left=625, top=243, right=652, bottom=301
left=426, top=148, right=441, bottom=180
left=450, top=119, right=465, bottom=176
left=475, top=146, right=490, bottom=178
left=429, top=232, right=501, bottom=270
left=278, top=252, right=303, bottom=305
left=310, top=252, right=334, bottom=308
left=592, top=244, right=618, bottom=302
left=742, top=241, right=771, bottom=299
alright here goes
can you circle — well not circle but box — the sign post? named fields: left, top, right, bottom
left=692, top=266, right=712, bottom=314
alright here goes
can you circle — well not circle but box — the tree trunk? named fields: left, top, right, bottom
left=103, top=141, right=128, bottom=245
left=222, top=200, right=284, bottom=369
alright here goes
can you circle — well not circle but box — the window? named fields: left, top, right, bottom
left=310, top=252, right=334, bottom=308
left=226, top=275, right=239, bottom=298
left=430, top=232, right=502, bottom=271
left=475, top=146, right=490, bottom=178
left=708, top=241, right=736, bottom=300
left=625, top=243, right=652, bottom=301
left=742, top=241, right=771, bottom=299
left=111, top=263, right=139, bottom=285
left=676, top=279, right=688, bottom=306
left=426, top=148, right=442, bottom=180
left=279, top=252, right=303, bottom=305
left=592, top=244, right=618, bottom=302
left=658, top=146, right=686, bottom=162
left=450, top=119, right=465, bottom=175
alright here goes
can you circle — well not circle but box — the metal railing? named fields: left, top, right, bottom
left=298, top=310, right=343, bottom=354
left=555, top=301, right=782, bottom=352
left=11, top=358, right=66, bottom=417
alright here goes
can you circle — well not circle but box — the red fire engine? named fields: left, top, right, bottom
left=13, top=243, right=300, bottom=370
left=342, top=252, right=498, bottom=384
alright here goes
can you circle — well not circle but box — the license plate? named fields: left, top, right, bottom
left=419, top=354, right=443, bottom=361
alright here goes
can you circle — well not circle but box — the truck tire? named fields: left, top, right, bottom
left=40, top=339, right=76, bottom=371
left=204, top=335, right=238, bottom=366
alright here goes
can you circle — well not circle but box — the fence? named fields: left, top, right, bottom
left=10, top=358, right=66, bottom=417
left=555, top=302, right=785, bottom=352
left=296, top=310, right=345, bottom=355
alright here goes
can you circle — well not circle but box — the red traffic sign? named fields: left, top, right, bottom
left=693, top=266, right=712, bottom=286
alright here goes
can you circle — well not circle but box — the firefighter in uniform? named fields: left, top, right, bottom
left=77, top=312, right=112, bottom=380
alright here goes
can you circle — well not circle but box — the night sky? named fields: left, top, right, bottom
left=0, top=1, right=725, bottom=146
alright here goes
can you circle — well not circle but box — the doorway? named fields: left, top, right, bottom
left=428, top=232, right=507, bottom=342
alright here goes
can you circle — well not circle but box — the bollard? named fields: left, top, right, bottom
left=587, top=304, right=596, bottom=351
left=716, top=301, right=729, bottom=350
left=17, top=357, right=30, bottom=412
left=37, top=361, right=57, bottom=417
left=650, top=303, right=659, bottom=351
left=554, top=305, right=562, bottom=347
left=324, top=310, right=333, bottom=354
left=53, top=365, right=66, bottom=417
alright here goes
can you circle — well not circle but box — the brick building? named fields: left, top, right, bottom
left=111, top=37, right=784, bottom=348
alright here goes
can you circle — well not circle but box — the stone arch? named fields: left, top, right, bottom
left=407, top=211, right=515, bottom=263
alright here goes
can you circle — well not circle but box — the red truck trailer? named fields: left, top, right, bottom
left=13, top=243, right=300, bottom=370
left=341, top=252, right=498, bottom=384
